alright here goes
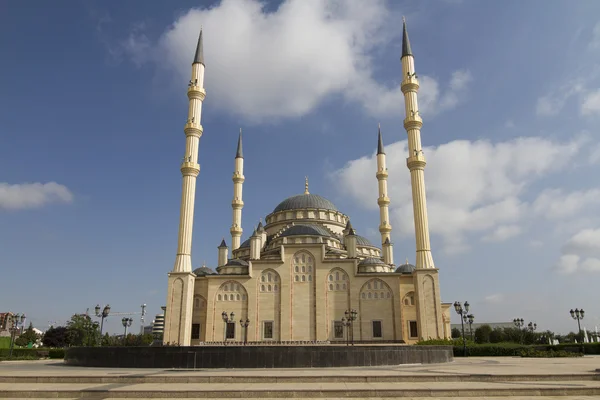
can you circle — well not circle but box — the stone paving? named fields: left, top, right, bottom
left=0, top=356, right=599, bottom=398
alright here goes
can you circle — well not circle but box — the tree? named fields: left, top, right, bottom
left=474, top=324, right=492, bottom=344
left=43, top=326, right=69, bottom=348
left=489, top=327, right=505, bottom=343
left=15, top=323, right=39, bottom=347
left=451, top=327, right=461, bottom=339
left=66, top=314, right=100, bottom=347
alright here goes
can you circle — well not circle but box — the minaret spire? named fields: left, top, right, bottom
left=165, top=27, right=207, bottom=346
left=231, top=129, right=245, bottom=251
left=401, top=17, right=412, bottom=58
left=304, top=176, right=309, bottom=194
left=376, top=124, right=393, bottom=265
left=193, top=28, right=205, bottom=65
left=400, top=19, right=434, bottom=270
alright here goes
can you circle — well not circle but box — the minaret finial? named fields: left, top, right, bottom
left=402, top=17, right=413, bottom=58
left=193, top=28, right=205, bottom=65
left=405, top=257, right=409, bottom=265
left=235, top=128, right=243, bottom=159
left=304, top=176, right=309, bottom=194
left=377, top=123, right=385, bottom=155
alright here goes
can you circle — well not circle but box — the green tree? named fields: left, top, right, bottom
left=474, top=324, right=492, bottom=344
left=66, top=314, right=100, bottom=346
left=15, top=323, right=39, bottom=347
left=451, top=327, right=461, bottom=339
left=43, top=326, right=69, bottom=347
left=489, top=327, right=505, bottom=343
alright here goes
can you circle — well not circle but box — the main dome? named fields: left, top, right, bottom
left=273, top=193, right=338, bottom=213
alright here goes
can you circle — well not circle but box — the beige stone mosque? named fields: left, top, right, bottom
left=163, top=20, right=452, bottom=346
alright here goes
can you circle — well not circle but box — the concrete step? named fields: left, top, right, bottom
left=0, top=373, right=599, bottom=384
left=1, top=381, right=600, bottom=398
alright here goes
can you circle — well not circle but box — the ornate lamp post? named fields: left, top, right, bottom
left=527, top=321, right=537, bottom=332
left=453, top=301, right=470, bottom=356
left=463, top=313, right=475, bottom=340
left=121, top=317, right=133, bottom=338
left=513, top=318, right=525, bottom=344
left=341, top=317, right=351, bottom=346
left=221, top=311, right=235, bottom=343
left=94, top=304, right=111, bottom=335
left=344, top=309, right=357, bottom=346
left=570, top=308, right=585, bottom=352
left=8, top=313, right=26, bottom=359
left=239, top=318, right=250, bottom=345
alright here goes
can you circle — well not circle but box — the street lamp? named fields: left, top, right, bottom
left=94, top=304, right=111, bottom=335
left=221, top=311, right=235, bottom=343
left=453, top=301, right=470, bottom=356
left=570, top=308, right=585, bottom=351
left=239, top=318, right=250, bottom=345
left=527, top=321, right=537, bottom=332
left=341, top=317, right=351, bottom=346
left=121, top=317, right=133, bottom=338
left=344, top=309, right=358, bottom=346
left=463, top=313, right=475, bottom=341
left=8, top=313, right=26, bottom=359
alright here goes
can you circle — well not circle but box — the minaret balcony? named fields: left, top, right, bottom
left=231, top=199, right=244, bottom=208
left=379, top=224, right=392, bottom=233
left=180, top=162, right=200, bottom=176
left=232, top=172, right=245, bottom=183
left=376, top=170, right=388, bottom=179
left=401, top=77, right=419, bottom=93
left=187, top=86, right=206, bottom=100
left=407, top=156, right=427, bottom=170
left=230, top=225, right=243, bottom=235
left=377, top=196, right=391, bottom=206
left=403, top=116, right=423, bottom=130
left=184, top=123, right=203, bottom=138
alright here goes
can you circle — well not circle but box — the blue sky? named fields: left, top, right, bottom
left=2, top=0, right=600, bottom=335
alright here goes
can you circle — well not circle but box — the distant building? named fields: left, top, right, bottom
left=451, top=322, right=515, bottom=333
left=152, top=311, right=165, bottom=338
left=143, top=325, right=154, bottom=335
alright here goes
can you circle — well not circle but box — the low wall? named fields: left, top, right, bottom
left=64, top=345, right=453, bottom=368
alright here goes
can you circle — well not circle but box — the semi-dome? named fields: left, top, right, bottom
left=279, top=224, right=333, bottom=238
left=273, top=193, right=338, bottom=213
left=358, top=257, right=386, bottom=266
left=395, top=262, right=416, bottom=274
left=225, top=258, right=249, bottom=267
left=356, top=235, right=375, bottom=247
left=193, top=266, right=216, bottom=276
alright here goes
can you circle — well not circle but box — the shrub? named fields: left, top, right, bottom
left=520, top=348, right=583, bottom=358
left=48, top=349, right=65, bottom=359
left=415, top=338, right=454, bottom=346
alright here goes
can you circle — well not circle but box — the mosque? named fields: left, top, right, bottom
left=163, top=20, right=452, bottom=346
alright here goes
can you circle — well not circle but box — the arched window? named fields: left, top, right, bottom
left=404, top=299, right=409, bottom=305
left=218, top=294, right=222, bottom=301
left=229, top=294, right=234, bottom=301
left=368, top=292, right=372, bottom=299
left=308, top=266, right=312, bottom=273
left=361, top=293, right=366, bottom=299
left=302, top=266, right=306, bottom=273
left=194, top=298, right=199, bottom=308
left=274, top=275, right=279, bottom=282
left=342, top=274, right=346, bottom=280
left=301, top=254, right=305, bottom=262
left=380, top=292, right=384, bottom=298
left=295, top=275, right=299, bottom=282
left=236, top=294, right=240, bottom=301
left=224, top=284, right=229, bottom=291
left=329, top=275, right=333, bottom=281
left=261, top=285, right=265, bottom=292
left=242, top=294, right=247, bottom=300
left=336, top=284, right=340, bottom=290
left=367, top=283, right=371, bottom=289
left=308, top=275, right=312, bottom=281
left=387, top=292, right=391, bottom=299
left=261, top=276, right=265, bottom=282
left=374, top=292, right=378, bottom=299
left=295, top=266, right=299, bottom=273
left=336, top=272, right=340, bottom=281
left=267, top=284, right=271, bottom=292
left=308, top=256, right=312, bottom=263
left=342, top=284, right=346, bottom=290
left=301, top=275, right=306, bottom=282
left=329, top=284, right=334, bottom=291
left=268, top=273, right=272, bottom=282
left=274, top=285, right=278, bottom=291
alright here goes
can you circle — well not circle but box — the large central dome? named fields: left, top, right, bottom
left=273, top=193, right=338, bottom=213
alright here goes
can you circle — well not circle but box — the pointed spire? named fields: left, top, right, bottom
left=405, top=257, right=409, bottom=265
left=304, top=176, right=309, bottom=194
left=348, top=226, right=356, bottom=236
left=218, top=238, right=227, bottom=248
left=236, top=128, right=243, bottom=159
left=252, top=228, right=258, bottom=237
left=346, top=219, right=353, bottom=231
left=257, top=218, right=264, bottom=231
left=193, top=28, right=205, bottom=65
left=377, top=123, right=385, bottom=155
left=401, top=17, right=413, bottom=58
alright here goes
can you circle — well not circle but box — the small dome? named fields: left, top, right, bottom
left=225, top=258, right=249, bottom=267
left=395, top=262, right=416, bottom=274
left=279, top=224, right=333, bottom=238
left=358, top=257, right=386, bottom=266
left=193, top=266, right=216, bottom=276
left=355, top=235, right=375, bottom=247
left=273, top=193, right=338, bottom=213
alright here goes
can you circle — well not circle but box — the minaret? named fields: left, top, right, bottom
left=230, top=129, right=244, bottom=250
left=217, top=238, right=228, bottom=267
left=164, top=29, right=206, bottom=346
left=400, top=19, right=435, bottom=270
left=376, top=124, right=394, bottom=265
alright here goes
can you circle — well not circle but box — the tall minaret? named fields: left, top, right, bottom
left=164, top=29, right=206, bottom=346
left=230, top=129, right=244, bottom=250
left=376, top=124, right=392, bottom=238
left=400, top=18, right=435, bottom=270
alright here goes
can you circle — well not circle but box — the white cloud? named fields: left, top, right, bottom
left=0, top=182, right=74, bottom=210
left=532, top=188, right=600, bottom=220
left=555, top=228, right=600, bottom=274
left=117, top=0, right=471, bottom=122
left=589, top=21, right=600, bottom=50
left=535, top=82, right=584, bottom=116
left=589, top=144, right=600, bottom=164
left=529, top=240, right=544, bottom=248
left=581, top=89, right=600, bottom=115
left=482, top=225, right=521, bottom=242
left=331, top=135, right=586, bottom=254
left=484, top=294, right=504, bottom=304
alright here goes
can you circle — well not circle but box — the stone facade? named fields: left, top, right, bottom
left=164, top=21, right=452, bottom=347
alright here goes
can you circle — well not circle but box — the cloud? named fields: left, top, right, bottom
left=529, top=240, right=544, bottom=248
left=581, top=89, right=600, bottom=116
left=331, top=134, right=586, bottom=254
left=535, top=81, right=584, bottom=116
left=115, top=0, right=471, bottom=122
left=589, top=21, right=600, bottom=50
left=532, top=188, right=600, bottom=220
left=555, top=228, right=600, bottom=274
left=0, top=182, right=74, bottom=210
left=484, top=294, right=504, bottom=304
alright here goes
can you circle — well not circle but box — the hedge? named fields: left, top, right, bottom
left=48, top=349, right=65, bottom=359
left=0, top=348, right=54, bottom=360
left=452, top=342, right=600, bottom=357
